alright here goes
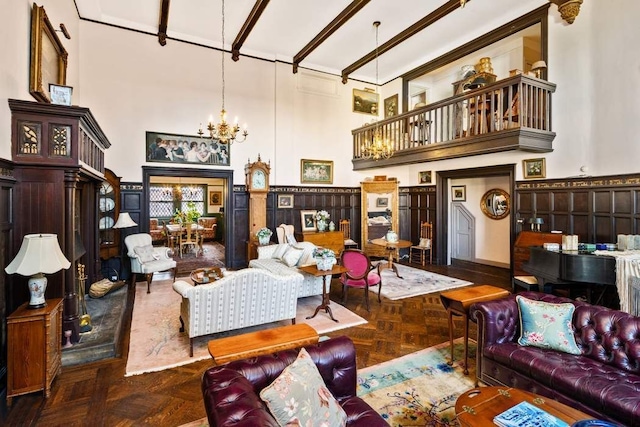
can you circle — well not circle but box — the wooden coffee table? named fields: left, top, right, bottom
left=455, top=386, right=591, bottom=426
left=440, top=284, right=509, bottom=375
left=190, top=267, right=223, bottom=285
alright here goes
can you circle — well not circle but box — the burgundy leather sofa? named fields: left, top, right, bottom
left=201, top=336, right=389, bottom=426
left=471, top=291, right=640, bottom=426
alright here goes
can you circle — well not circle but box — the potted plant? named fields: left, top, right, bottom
left=315, top=210, right=330, bottom=232
left=256, top=227, right=272, bottom=245
left=313, top=247, right=336, bottom=271
left=174, top=201, right=200, bottom=224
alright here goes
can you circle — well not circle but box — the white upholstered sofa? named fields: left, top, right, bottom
left=249, top=241, right=324, bottom=298
left=172, top=268, right=303, bottom=356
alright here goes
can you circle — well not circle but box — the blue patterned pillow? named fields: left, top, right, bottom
left=516, top=296, right=581, bottom=355
left=260, top=348, right=347, bottom=427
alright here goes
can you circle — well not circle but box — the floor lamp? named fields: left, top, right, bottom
left=113, top=212, right=138, bottom=281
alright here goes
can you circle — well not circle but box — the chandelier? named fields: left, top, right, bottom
left=198, top=0, right=248, bottom=144
left=361, top=21, right=394, bottom=161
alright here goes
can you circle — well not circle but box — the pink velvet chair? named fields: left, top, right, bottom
left=339, top=249, right=382, bottom=312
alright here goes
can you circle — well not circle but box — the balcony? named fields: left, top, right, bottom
left=352, top=75, right=556, bottom=170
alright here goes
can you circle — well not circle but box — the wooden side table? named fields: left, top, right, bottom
left=370, top=238, right=412, bottom=278
left=299, top=264, right=348, bottom=322
left=7, top=298, right=63, bottom=406
left=208, top=323, right=318, bottom=365
left=440, top=285, right=509, bottom=375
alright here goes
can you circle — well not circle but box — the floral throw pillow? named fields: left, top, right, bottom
left=259, top=348, right=347, bottom=427
left=516, top=296, right=581, bottom=355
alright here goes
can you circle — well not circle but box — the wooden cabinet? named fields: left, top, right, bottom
left=296, top=231, right=344, bottom=255
left=99, top=168, right=121, bottom=260
left=7, top=298, right=63, bottom=405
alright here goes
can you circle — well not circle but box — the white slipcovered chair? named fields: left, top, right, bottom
left=172, top=268, right=303, bottom=356
left=124, top=233, right=176, bottom=294
left=276, top=224, right=296, bottom=244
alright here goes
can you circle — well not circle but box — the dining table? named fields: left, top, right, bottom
left=165, top=223, right=204, bottom=252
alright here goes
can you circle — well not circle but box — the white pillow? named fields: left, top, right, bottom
left=282, top=246, right=304, bottom=267
left=271, top=244, right=290, bottom=260
left=286, top=234, right=297, bottom=245
left=133, top=245, right=156, bottom=263
left=419, top=238, right=431, bottom=248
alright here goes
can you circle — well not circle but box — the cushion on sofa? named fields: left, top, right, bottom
left=282, top=246, right=304, bottom=267
left=516, top=295, right=581, bottom=355
left=260, top=347, right=348, bottom=427
left=272, top=244, right=290, bottom=260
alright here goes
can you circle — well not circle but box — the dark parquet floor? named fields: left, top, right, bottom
left=1, top=257, right=510, bottom=426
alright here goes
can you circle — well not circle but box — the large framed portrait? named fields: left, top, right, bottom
left=300, top=210, right=317, bottom=232
left=300, top=159, right=333, bottom=184
left=353, top=88, right=379, bottom=116
left=30, top=4, right=68, bottom=103
left=146, top=131, right=230, bottom=166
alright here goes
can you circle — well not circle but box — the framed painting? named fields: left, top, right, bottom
left=452, top=185, right=466, bottom=202
left=523, top=158, right=546, bottom=179
left=301, top=210, right=317, bottom=232
left=419, top=170, right=432, bottom=184
left=277, top=194, right=293, bottom=209
left=30, top=4, right=68, bottom=103
left=146, top=131, right=230, bottom=166
left=209, top=191, right=222, bottom=206
left=376, top=197, right=389, bottom=208
left=49, top=84, right=72, bottom=106
left=353, top=88, right=379, bottom=116
left=384, top=94, right=399, bottom=118
left=300, top=159, right=333, bottom=184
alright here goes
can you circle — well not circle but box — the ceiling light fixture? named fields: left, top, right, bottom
left=198, top=0, right=248, bottom=145
left=460, top=0, right=467, bottom=7
left=361, top=21, right=394, bottom=161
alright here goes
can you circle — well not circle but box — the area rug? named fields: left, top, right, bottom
left=376, top=263, right=473, bottom=300
left=173, top=242, right=225, bottom=276
left=125, top=278, right=367, bottom=377
left=358, top=339, right=477, bottom=426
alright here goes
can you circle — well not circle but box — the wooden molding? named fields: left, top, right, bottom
left=231, top=0, right=271, bottom=61
left=158, top=0, right=170, bottom=46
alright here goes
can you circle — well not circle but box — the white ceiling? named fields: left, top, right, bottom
left=75, top=0, right=549, bottom=84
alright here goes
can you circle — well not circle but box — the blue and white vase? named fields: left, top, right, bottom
left=315, top=257, right=335, bottom=271
left=317, top=220, right=327, bottom=232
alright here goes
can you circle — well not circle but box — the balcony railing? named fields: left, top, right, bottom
left=352, top=74, right=556, bottom=170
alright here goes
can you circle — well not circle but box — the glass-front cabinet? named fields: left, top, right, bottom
left=361, top=179, right=399, bottom=258
left=99, top=168, right=120, bottom=259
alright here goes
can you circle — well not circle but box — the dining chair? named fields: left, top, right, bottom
left=339, top=249, right=382, bottom=312
left=409, top=221, right=433, bottom=266
left=162, top=220, right=179, bottom=250
left=179, top=223, right=199, bottom=258
left=340, top=219, right=358, bottom=249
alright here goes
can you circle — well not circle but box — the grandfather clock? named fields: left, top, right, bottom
left=245, top=155, right=270, bottom=260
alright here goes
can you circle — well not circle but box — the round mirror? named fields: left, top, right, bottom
left=480, top=188, right=510, bottom=220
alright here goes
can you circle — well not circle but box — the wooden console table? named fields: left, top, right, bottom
left=295, top=230, right=344, bottom=255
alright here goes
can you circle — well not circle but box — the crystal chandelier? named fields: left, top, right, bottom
left=361, top=21, right=394, bottom=161
left=198, top=0, right=248, bottom=144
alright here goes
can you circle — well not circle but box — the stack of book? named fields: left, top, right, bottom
left=493, top=401, right=569, bottom=427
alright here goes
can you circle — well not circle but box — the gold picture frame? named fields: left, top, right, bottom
left=384, top=94, right=399, bottom=118
left=523, top=158, right=546, bottom=179
left=352, top=88, right=379, bottom=116
left=30, top=4, right=68, bottom=103
left=209, top=191, right=222, bottom=206
left=300, top=159, right=333, bottom=184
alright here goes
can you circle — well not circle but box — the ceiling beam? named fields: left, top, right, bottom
left=340, top=0, right=470, bottom=83
left=158, top=0, right=170, bottom=46
left=231, top=0, right=271, bottom=61
left=292, top=0, right=371, bottom=74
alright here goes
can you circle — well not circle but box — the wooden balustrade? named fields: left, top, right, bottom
left=352, top=75, right=556, bottom=170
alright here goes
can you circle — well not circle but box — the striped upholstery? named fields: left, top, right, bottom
left=173, top=268, right=302, bottom=345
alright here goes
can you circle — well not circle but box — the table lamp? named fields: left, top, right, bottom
left=5, top=234, right=71, bottom=309
left=531, top=60, right=547, bottom=78
left=528, top=217, right=544, bottom=232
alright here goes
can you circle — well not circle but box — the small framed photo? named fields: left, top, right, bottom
left=301, top=210, right=317, bottom=232
left=376, top=197, right=389, bottom=208
left=452, top=185, right=466, bottom=202
left=49, top=84, right=73, bottom=106
left=418, top=170, right=432, bottom=184
left=300, top=159, right=333, bottom=184
left=523, top=158, right=546, bottom=179
left=352, top=88, right=379, bottom=116
left=384, top=94, right=399, bottom=118
left=209, top=191, right=222, bottom=206
left=277, top=194, right=293, bottom=209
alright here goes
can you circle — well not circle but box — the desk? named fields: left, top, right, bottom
left=370, top=238, right=412, bottom=278
left=455, top=387, right=590, bottom=427
left=299, top=264, right=348, bottom=322
left=440, top=285, right=509, bottom=375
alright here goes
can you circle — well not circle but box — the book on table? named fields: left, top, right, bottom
left=493, top=401, right=569, bottom=427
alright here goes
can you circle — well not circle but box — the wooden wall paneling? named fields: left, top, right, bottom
left=232, top=191, right=249, bottom=268
left=572, top=215, right=589, bottom=241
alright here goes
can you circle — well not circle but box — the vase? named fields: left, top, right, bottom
left=258, top=235, right=270, bottom=245
left=329, top=221, right=335, bottom=231
left=315, top=257, right=335, bottom=271
left=317, top=220, right=327, bottom=232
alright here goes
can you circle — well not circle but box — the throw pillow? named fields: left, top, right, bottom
left=419, top=238, right=431, bottom=248
left=286, top=234, right=298, bottom=245
left=272, top=244, right=290, bottom=261
left=516, top=296, right=581, bottom=355
left=133, top=245, right=156, bottom=263
left=282, top=246, right=304, bottom=267
left=260, top=348, right=347, bottom=427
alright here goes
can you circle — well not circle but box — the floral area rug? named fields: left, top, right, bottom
left=358, top=339, right=477, bottom=426
left=125, top=277, right=366, bottom=377
left=376, top=262, right=473, bottom=300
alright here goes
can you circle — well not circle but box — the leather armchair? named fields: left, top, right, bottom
left=124, top=233, right=176, bottom=293
left=201, top=336, right=389, bottom=426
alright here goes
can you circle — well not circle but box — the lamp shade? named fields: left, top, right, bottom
left=5, top=234, right=71, bottom=276
left=528, top=217, right=544, bottom=225
left=531, top=60, right=547, bottom=71
left=113, top=212, right=138, bottom=229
